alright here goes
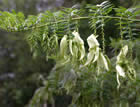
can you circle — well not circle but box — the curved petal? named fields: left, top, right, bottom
left=100, top=53, right=109, bottom=71
left=60, top=35, right=67, bottom=57
left=87, top=34, right=99, bottom=49
left=122, top=45, right=128, bottom=56
left=117, top=45, right=128, bottom=61
left=116, top=64, right=125, bottom=77
left=92, top=47, right=100, bottom=63
left=79, top=45, right=85, bottom=60
left=72, top=31, right=85, bottom=60
left=69, top=40, right=73, bottom=56
left=84, top=50, right=95, bottom=66
left=73, top=45, right=78, bottom=58
left=72, top=31, right=84, bottom=45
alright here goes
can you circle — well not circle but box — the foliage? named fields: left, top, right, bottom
left=0, top=1, right=140, bottom=107
left=0, top=0, right=54, bottom=107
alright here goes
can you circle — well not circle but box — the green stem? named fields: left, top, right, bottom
left=101, top=16, right=105, bottom=54
left=120, top=17, right=123, bottom=48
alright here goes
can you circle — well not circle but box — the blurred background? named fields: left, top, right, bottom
left=0, top=0, right=139, bottom=107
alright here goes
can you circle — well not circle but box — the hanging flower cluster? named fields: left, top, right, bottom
left=85, top=34, right=109, bottom=71
left=60, top=31, right=109, bottom=71
left=116, top=45, right=136, bottom=88
left=59, top=31, right=136, bottom=88
left=69, top=31, right=85, bottom=60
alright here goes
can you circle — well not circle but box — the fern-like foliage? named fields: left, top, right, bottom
left=0, top=1, right=140, bottom=107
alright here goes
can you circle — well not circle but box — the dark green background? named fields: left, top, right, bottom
left=0, top=0, right=139, bottom=107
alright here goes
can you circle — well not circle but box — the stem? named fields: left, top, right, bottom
left=128, top=19, right=133, bottom=60
left=120, top=17, right=123, bottom=48
left=101, top=15, right=105, bottom=54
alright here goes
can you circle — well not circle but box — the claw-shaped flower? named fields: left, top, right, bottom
left=115, top=45, right=129, bottom=88
left=69, top=31, right=85, bottom=60
left=87, top=34, right=99, bottom=49
left=85, top=34, right=100, bottom=66
left=116, top=45, right=128, bottom=77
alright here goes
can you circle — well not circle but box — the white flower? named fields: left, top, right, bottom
left=116, top=45, right=128, bottom=77
left=87, top=34, right=99, bottom=49
left=85, top=34, right=100, bottom=66
left=72, top=31, right=84, bottom=45
left=70, top=31, right=85, bottom=60
left=117, top=45, right=128, bottom=61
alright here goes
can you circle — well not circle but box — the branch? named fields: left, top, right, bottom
left=6, top=16, right=140, bottom=32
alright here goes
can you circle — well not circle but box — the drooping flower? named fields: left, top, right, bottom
left=85, top=34, right=100, bottom=66
left=116, top=45, right=128, bottom=77
left=69, top=31, right=85, bottom=60
left=115, top=45, right=128, bottom=88
left=87, top=34, right=99, bottom=49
